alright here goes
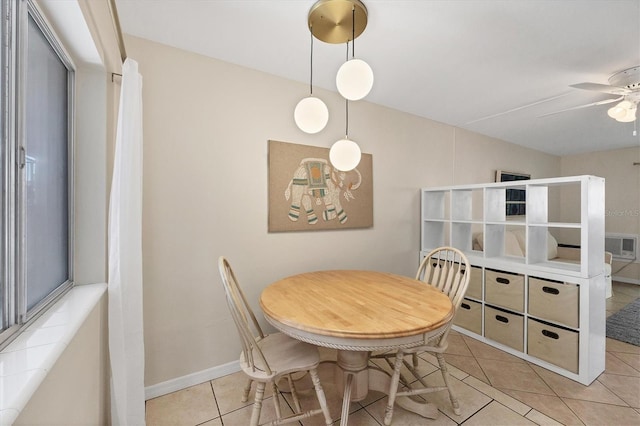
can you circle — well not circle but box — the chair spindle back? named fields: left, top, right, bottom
left=218, top=256, right=272, bottom=375
left=415, top=247, right=471, bottom=314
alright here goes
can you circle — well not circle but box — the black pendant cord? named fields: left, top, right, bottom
left=345, top=41, right=349, bottom=137
left=309, top=26, right=314, bottom=95
left=345, top=5, right=356, bottom=137
left=351, top=6, right=355, bottom=59
left=345, top=98, right=349, bottom=138
left=344, top=40, right=353, bottom=139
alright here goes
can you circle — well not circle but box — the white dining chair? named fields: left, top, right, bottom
left=374, top=247, right=471, bottom=425
left=218, top=256, right=332, bottom=426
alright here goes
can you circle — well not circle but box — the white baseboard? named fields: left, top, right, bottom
left=145, top=360, right=241, bottom=400
left=613, top=276, right=640, bottom=285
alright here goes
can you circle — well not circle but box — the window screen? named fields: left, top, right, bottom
left=24, top=14, right=70, bottom=310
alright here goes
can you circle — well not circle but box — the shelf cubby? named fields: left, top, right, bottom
left=422, top=220, right=448, bottom=249
left=485, top=187, right=506, bottom=222
left=422, top=190, right=449, bottom=220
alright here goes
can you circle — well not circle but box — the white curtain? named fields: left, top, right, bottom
left=108, top=58, right=145, bottom=425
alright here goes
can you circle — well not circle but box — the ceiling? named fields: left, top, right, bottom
left=115, top=0, right=640, bottom=156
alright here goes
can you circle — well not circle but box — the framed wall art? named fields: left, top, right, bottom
left=268, top=140, right=373, bottom=232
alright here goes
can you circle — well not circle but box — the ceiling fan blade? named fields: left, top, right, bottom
left=570, top=82, right=631, bottom=95
left=538, top=95, right=624, bottom=118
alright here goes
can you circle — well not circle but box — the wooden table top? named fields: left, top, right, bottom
left=260, top=270, right=454, bottom=340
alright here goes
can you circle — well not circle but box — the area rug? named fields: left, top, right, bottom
left=606, top=297, right=640, bottom=346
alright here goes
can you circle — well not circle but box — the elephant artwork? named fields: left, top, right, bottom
left=284, top=158, right=362, bottom=225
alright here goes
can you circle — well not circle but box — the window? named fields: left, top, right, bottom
left=0, top=0, right=74, bottom=347
left=496, top=170, right=530, bottom=217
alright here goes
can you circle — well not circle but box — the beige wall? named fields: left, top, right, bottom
left=15, top=294, right=109, bottom=425
left=453, top=128, right=560, bottom=184
left=125, top=35, right=562, bottom=387
left=561, top=147, right=640, bottom=283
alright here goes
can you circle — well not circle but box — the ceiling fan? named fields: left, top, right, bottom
left=542, top=65, right=640, bottom=123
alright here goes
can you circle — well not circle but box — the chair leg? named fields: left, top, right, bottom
left=250, top=382, right=266, bottom=426
left=309, top=368, right=332, bottom=426
left=436, top=352, right=461, bottom=416
left=286, top=374, right=302, bottom=413
left=271, top=382, right=282, bottom=420
left=384, top=349, right=405, bottom=426
left=412, top=353, right=419, bottom=368
left=242, top=378, right=252, bottom=403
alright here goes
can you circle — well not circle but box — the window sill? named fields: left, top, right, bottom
left=0, top=283, right=107, bottom=425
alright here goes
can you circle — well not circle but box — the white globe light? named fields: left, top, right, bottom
left=336, top=58, right=374, bottom=101
left=294, top=96, right=329, bottom=134
left=329, top=138, right=361, bottom=171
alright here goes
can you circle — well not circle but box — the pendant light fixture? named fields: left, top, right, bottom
left=330, top=42, right=361, bottom=171
left=294, top=26, right=329, bottom=134
left=306, top=0, right=370, bottom=171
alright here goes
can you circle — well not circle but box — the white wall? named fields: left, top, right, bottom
left=124, top=35, right=562, bottom=387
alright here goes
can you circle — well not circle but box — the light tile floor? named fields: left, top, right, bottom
left=146, top=282, right=640, bottom=425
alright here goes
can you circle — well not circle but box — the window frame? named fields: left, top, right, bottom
left=0, top=0, right=75, bottom=348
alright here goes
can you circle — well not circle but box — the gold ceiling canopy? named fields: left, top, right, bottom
left=308, top=0, right=368, bottom=44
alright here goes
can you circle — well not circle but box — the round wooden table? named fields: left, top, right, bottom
left=260, top=270, right=454, bottom=425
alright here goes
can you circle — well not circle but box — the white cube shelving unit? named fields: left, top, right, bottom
left=420, top=175, right=606, bottom=385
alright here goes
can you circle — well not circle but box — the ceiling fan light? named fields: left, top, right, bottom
left=294, top=96, right=329, bottom=134
left=329, top=138, right=361, bottom=171
left=607, top=100, right=632, bottom=119
left=607, top=105, right=625, bottom=119
left=616, top=106, right=637, bottom=122
left=336, top=58, right=374, bottom=101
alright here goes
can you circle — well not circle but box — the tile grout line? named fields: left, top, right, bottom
left=454, top=345, right=542, bottom=417
left=208, top=380, right=224, bottom=426
left=559, top=395, right=635, bottom=408
left=443, top=335, right=540, bottom=420
left=452, top=399, right=494, bottom=425
left=524, top=360, right=586, bottom=422
left=377, top=351, right=490, bottom=425
left=457, top=399, right=509, bottom=425
left=607, top=350, right=640, bottom=373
